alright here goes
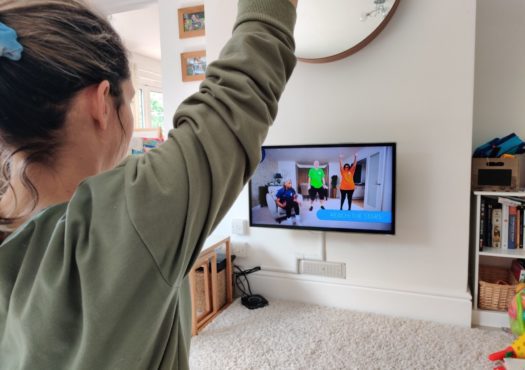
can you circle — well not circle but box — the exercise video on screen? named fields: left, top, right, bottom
left=248, top=144, right=395, bottom=234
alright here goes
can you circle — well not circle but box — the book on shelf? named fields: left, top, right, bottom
left=498, top=197, right=523, bottom=207
left=487, top=201, right=494, bottom=248
left=501, top=202, right=509, bottom=249
left=479, top=197, right=486, bottom=251
left=509, top=205, right=517, bottom=249
left=479, top=197, right=500, bottom=249
left=478, top=195, right=525, bottom=250
left=522, top=206, right=525, bottom=249
left=518, top=205, right=522, bottom=248
left=497, top=197, right=523, bottom=249
left=492, top=207, right=502, bottom=248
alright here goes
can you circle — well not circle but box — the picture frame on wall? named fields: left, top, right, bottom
left=181, top=50, right=207, bottom=82
left=178, top=5, right=205, bottom=39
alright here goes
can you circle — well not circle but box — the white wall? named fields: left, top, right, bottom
left=277, top=161, right=297, bottom=189
left=473, top=0, right=525, bottom=149
left=110, top=4, right=161, bottom=60
left=159, top=0, right=477, bottom=326
left=158, top=0, right=208, bottom=135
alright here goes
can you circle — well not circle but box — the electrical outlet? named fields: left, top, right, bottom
left=232, top=219, right=248, bottom=235
left=232, top=242, right=248, bottom=258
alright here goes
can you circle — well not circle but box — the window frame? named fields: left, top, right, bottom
left=130, top=57, right=164, bottom=130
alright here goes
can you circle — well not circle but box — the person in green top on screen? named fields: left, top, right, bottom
left=308, top=160, right=328, bottom=211
left=0, top=0, right=297, bottom=369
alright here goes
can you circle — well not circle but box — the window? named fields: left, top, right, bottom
left=130, top=57, right=164, bottom=131
left=149, top=91, right=164, bottom=129
left=136, top=88, right=164, bottom=129
left=137, top=89, right=145, bottom=128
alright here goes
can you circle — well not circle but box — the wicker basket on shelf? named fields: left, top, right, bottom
left=479, top=265, right=518, bottom=311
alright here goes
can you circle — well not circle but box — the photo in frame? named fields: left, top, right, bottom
left=178, top=5, right=205, bottom=39
left=181, top=50, right=207, bottom=82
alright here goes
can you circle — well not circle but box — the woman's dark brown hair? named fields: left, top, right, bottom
left=0, top=0, right=130, bottom=231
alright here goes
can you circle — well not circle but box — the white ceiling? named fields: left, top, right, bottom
left=87, top=0, right=161, bottom=61
left=109, top=3, right=162, bottom=60
left=88, top=0, right=155, bottom=15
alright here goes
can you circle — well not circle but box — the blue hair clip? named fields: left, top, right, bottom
left=0, top=21, right=23, bottom=61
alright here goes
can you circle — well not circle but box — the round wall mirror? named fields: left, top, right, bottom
left=295, top=0, right=400, bottom=63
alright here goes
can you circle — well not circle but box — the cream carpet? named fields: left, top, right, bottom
left=190, top=299, right=514, bottom=370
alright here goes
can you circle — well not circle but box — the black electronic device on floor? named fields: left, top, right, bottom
left=241, top=294, right=268, bottom=310
left=234, top=265, right=268, bottom=310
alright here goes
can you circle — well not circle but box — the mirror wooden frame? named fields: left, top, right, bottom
left=297, top=0, right=401, bottom=64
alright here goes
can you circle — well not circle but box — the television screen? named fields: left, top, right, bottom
left=249, top=143, right=396, bottom=234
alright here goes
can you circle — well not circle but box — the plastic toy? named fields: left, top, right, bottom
left=488, top=284, right=525, bottom=369
left=508, top=283, right=525, bottom=336
left=488, top=332, right=525, bottom=361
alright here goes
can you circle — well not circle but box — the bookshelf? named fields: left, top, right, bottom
left=472, top=191, right=525, bottom=327
left=479, top=247, right=525, bottom=259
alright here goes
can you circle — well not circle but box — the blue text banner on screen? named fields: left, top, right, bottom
left=316, top=210, right=392, bottom=223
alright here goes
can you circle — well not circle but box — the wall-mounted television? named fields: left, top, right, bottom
left=248, top=143, right=396, bottom=234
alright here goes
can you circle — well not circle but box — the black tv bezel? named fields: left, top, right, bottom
left=248, top=142, right=396, bottom=235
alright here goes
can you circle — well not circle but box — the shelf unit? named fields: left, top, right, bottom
left=472, top=191, right=525, bottom=327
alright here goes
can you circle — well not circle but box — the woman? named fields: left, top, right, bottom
left=0, top=0, right=297, bottom=369
left=339, top=153, right=358, bottom=210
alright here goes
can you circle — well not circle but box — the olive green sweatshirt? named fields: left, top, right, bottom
left=0, top=1, right=296, bottom=369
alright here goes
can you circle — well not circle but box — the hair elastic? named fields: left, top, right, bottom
left=0, top=21, right=23, bottom=61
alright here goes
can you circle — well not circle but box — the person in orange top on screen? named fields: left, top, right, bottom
left=339, top=153, right=358, bottom=210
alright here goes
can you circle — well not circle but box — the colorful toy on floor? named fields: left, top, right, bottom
left=508, top=283, right=525, bottom=336
left=488, top=333, right=525, bottom=367
left=488, top=284, right=525, bottom=369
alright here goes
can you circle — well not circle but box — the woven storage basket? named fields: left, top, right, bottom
left=479, top=265, right=517, bottom=311
left=195, top=269, right=227, bottom=315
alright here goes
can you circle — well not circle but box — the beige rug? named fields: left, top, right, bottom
left=190, top=299, right=514, bottom=369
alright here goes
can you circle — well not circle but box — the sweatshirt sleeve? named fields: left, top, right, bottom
left=121, top=0, right=297, bottom=285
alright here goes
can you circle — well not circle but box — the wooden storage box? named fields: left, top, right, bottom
left=478, top=265, right=518, bottom=311
left=194, top=268, right=227, bottom=316
left=189, top=238, right=233, bottom=336
left=472, top=156, right=525, bottom=191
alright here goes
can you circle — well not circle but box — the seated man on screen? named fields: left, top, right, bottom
left=276, top=180, right=301, bottom=225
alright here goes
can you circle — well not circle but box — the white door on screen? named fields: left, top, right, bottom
left=364, top=148, right=385, bottom=211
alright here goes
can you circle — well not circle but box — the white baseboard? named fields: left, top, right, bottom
left=472, top=309, right=510, bottom=328
left=246, top=271, right=473, bottom=327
